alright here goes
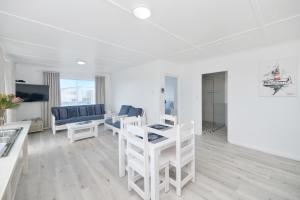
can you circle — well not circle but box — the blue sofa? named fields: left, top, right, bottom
left=104, top=105, right=144, bottom=135
left=51, top=104, right=105, bottom=135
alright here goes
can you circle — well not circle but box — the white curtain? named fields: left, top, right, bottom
left=95, top=76, right=105, bottom=104
left=42, top=71, right=61, bottom=128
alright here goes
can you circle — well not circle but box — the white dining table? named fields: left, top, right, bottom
left=118, top=124, right=177, bottom=200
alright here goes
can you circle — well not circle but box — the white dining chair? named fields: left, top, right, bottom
left=160, top=114, right=177, bottom=126
left=126, top=125, right=170, bottom=200
left=119, top=116, right=141, bottom=177
left=164, top=121, right=195, bottom=196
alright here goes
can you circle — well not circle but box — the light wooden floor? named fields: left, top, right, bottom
left=15, top=126, right=300, bottom=200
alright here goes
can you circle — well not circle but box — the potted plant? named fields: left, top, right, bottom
left=0, top=94, right=23, bottom=127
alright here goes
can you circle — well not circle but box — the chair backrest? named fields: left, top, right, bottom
left=119, top=105, right=132, bottom=116
left=120, top=116, right=141, bottom=133
left=160, top=114, right=177, bottom=126
left=126, top=125, right=149, bottom=174
left=175, top=121, right=195, bottom=163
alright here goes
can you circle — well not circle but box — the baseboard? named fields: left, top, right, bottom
left=228, top=139, right=300, bottom=162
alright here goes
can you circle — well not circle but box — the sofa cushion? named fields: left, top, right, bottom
left=51, top=108, right=60, bottom=120
left=87, top=106, right=95, bottom=116
left=85, top=114, right=104, bottom=121
left=67, top=107, right=79, bottom=118
left=95, top=104, right=102, bottom=115
left=95, top=104, right=105, bottom=115
left=127, top=107, right=143, bottom=117
left=59, top=108, right=68, bottom=120
left=113, top=121, right=121, bottom=129
left=119, top=105, right=131, bottom=115
left=55, top=115, right=104, bottom=126
left=105, top=118, right=114, bottom=126
left=100, top=104, right=105, bottom=114
left=79, top=107, right=88, bottom=116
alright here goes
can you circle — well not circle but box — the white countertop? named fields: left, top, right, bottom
left=0, top=121, right=31, bottom=199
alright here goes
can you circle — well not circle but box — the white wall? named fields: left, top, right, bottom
left=110, top=40, right=300, bottom=161
left=178, top=40, right=300, bottom=161
left=111, top=61, right=161, bottom=124
left=15, top=64, right=111, bottom=121
left=15, top=65, right=43, bottom=121
left=0, top=46, right=17, bottom=122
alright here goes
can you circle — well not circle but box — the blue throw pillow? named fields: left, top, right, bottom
left=136, top=108, right=143, bottom=116
left=128, top=107, right=143, bottom=117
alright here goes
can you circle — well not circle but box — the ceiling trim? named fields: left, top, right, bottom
left=0, top=36, right=139, bottom=65
left=0, top=10, right=156, bottom=58
left=10, top=52, right=59, bottom=61
left=0, top=42, right=12, bottom=62
left=10, top=51, right=138, bottom=67
left=104, top=0, right=199, bottom=50
left=0, top=35, right=59, bottom=50
left=166, top=13, right=300, bottom=58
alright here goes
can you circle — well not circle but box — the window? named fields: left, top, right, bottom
left=60, top=79, right=95, bottom=106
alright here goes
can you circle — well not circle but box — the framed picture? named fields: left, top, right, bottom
left=259, top=57, right=297, bottom=97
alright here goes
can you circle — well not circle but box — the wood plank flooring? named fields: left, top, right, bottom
left=15, top=126, right=300, bottom=200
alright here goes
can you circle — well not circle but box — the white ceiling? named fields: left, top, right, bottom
left=0, top=0, right=299, bottom=72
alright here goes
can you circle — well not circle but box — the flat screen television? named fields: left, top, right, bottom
left=16, top=83, right=49, bottom=102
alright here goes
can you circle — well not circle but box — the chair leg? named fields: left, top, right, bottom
left=191, top=160, right=196, bottom=182
left=144, top=175, right=150, bottom=200
left=176, top=166, right=181, bottom=196
left=165, top=166, right=169, bottom=193
left=128, top=167, right=132, bottom=191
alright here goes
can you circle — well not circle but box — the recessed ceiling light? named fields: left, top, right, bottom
left=77, top=60, right=86, bottom=65
left=133, top=6, right=151, bottom=19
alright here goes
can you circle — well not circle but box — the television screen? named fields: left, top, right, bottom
left=16, top=84, right=49, bottom=102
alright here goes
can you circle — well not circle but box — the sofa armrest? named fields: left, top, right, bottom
left=51, top=114, right=56, bottom=127
left=112, top=115, right=128, bottom=123
left=104, top=111, right=118, bottom=119
left=140, top=110, right=147, bottom=125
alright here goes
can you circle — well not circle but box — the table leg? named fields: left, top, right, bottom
left=70, top=130, right=74, bottom=143
left=95, top=125, right=99, bottom=137
left=22, top=135, right=28, bottom=175
left=151, top=149, right=160, bottom=200
left=119, top=134, right=126, bottom=177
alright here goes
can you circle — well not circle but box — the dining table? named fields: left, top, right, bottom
left=118, top=123, right=177, bottom=200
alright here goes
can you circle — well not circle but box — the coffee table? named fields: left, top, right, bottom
left=66, top=121, right=99, bottom=143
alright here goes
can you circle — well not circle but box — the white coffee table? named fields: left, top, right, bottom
left=66, top=121, right=99, bottom=143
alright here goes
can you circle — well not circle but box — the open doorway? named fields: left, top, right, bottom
left=164, top=76, right=178, bottom=116
left=202, top=71, right=227, bottom=141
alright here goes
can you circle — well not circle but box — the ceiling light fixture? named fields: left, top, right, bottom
left=133, top=6, right=151, bottom=19
left=77, top=60, right=86, bottom=65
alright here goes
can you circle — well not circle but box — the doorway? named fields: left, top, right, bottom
left=202, top=71, right=227, bottom=140
left=164, top=76, right=178, bottom=116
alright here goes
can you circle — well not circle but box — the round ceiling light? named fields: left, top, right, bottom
left=133, top=6, right=151, bottom=19
left=77, top=60, right=86, bottom=65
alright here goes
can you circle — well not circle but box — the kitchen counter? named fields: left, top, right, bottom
left=0, top=121, right=31, bottom=200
